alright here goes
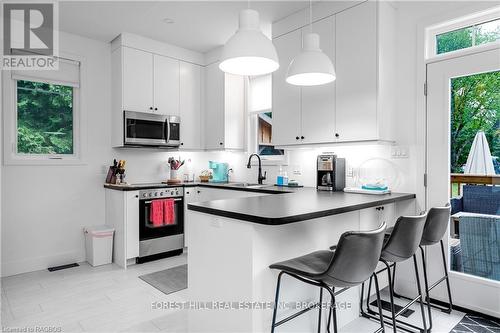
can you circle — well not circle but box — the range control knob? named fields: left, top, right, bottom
left=171, top=191, right=174, bottom=195
left=148, top=193, right=153, bottom=197
left=159, top=192, right=164, bottom=196
left=142, top=193, right=148, bottom=198
left=176, top=191, right=179, bottom=195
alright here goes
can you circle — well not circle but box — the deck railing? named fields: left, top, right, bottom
left=450, top=173, right=500, bottom=196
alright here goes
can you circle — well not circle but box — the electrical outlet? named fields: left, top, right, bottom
left=292, top=165, right=302, bottom=176
left=391, top=146, right=409, bottom=159
left=347, top=167, right=354, bottom=177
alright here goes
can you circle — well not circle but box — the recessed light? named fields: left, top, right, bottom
left=162, top=18, right=175, bottom=24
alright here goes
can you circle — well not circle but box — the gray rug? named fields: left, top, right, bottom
left=139, top=264, right=187, bottom=295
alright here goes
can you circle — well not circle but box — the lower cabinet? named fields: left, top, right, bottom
left=105, top=189, right=139, bottom=268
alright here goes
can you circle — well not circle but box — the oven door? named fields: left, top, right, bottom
left=124, top=111, right=169, bottom=146
left=139, top=197, right=184, bottom=241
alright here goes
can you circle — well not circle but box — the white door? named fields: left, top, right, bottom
left=180, top=61, right=202, bottom=150
left=224, top=74, right=246, bottom=150
left=335, top=1, right=377, bottom=142
left=272, top=29, right=302, bottom=146
left=125, top=191, right=139, bottom=259
left=301, top=17, right=336, bottom=144
left=122, top=47, right=153, bottom=113
left=154, top=55, right=179, bottom=115
left=204, top=62, right=225, bottom=150
left=426, top=47, right=500, bottom=316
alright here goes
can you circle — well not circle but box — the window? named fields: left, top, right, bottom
left=426, top=8, right=500, bottom=58
left=436, top=19, right=500, bottom=54
left=16, top=80, right=74, bottom=155
left=248, top=75, right=287, bottom=165
left=4, top=57, right=82, bottom=164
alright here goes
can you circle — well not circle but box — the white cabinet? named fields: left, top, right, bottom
left=120, top=47, right=180, bottom=115
left=204, top=63, right=246, bottom=150
left=272, top=29, right=302, bottom=146
left=154, top=54, right=180, bottom=115
left=180, top=62, right=202, bottom=150
left=122, top=47, right=153, bottom=113
left=272, top=2, right=396, bottom=146
left=105, top=189, right=139, bottom=267
left=301, top=17, right=336, bottom=144
left=183, top=187, right=199, bottom=247
left=335, top=1, right=377, bottom=141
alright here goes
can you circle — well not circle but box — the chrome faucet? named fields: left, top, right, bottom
left=247, top=154, right=266, bottom=185
left=226, top=168, right=233, bottom=183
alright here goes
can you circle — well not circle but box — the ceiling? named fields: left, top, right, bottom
left=59, top=1, right=310, bottom=53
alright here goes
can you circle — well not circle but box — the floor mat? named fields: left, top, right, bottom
left=139, top=264, right=187, bottom=295
left=450, top=313, right=500, bottom=333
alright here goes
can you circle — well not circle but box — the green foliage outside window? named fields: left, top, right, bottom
left=450, top=71, right=500, bottom=173
left=17, top=80, right=74, bottom=155
left=437, top=19, right=500, bottom=54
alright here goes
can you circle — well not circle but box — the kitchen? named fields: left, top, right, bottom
left=1, top=1, right=499, bottom=333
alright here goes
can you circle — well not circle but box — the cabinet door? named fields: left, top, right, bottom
left=301, top=17, right=336, bottom=144
left=122, top=47, right=153, bottom=113
left=184, top=187, right=199, bottom=247
left=272, top=29, right=302, bottom=146
left=154, top=55, right=179, bottom=115
left=204, top=62, right=225, bottom=150
left=180, top=62, right=202, bottom=149
left=224, top=74, right=245, bottom=150
left=125, top=191, right=139, bottom=259
left=335, top=2, right=377, bottom=141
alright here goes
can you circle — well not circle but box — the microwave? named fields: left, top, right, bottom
left=124, top=111, right=180, bottom=148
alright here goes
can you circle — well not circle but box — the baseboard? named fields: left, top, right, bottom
left=1, top=251, right=85, bottom=277
left=430, top=297, right=500, bottom=321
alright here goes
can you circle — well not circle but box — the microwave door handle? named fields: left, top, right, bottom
left=164, top=119, right=170, bottom=143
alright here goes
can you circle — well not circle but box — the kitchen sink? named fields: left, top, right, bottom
left=230, top=183, right=269, bottom=189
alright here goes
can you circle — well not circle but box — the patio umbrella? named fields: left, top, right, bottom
left=464, top=131, right=495, bottom=175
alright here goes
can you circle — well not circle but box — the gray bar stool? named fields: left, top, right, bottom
left=360, top=214, right=428, bottom=333
left=392, top=205, right=453, bottom=331
left=269, top=223, right=387, bottom=333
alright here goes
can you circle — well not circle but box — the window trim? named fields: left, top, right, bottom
left=2, top=54, right=86, bottom=165
left=247, top=110, right=288, bottom=166
left=425, top=7, right=500, bottom=59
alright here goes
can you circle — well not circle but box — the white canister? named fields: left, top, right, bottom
left=170, top=169, right=179, bottom=180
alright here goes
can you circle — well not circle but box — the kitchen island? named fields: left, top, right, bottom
left=186, top=188, right=415, bottom=332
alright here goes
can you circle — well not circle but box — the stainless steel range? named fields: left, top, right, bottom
left=137, top=187, right=184, bottom=263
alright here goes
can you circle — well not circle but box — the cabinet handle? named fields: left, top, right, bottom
left=301, top=136, right=304, bottom=140
left=296, top=136, right=299, bottom=140
left=219, top=142, right=223, bottom=145
left=149, top=107, right=153, bottom=110
left=181, top=142, right=184, bottom=146
left=335, top=133, right=339, bottom=138
left=186, top=191, right=190, bottom=194
left=197, top=190, right=201, bottom=194
left=154, top=107, right=158, bottom=111
left=135, top=195, right=139, bottom=198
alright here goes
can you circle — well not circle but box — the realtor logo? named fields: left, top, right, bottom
left=2, top=2, right=58, bottom=69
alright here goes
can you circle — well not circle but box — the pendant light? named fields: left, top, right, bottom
left=219, top=8, right=279, bottom=76
left=286, top=0, right=336, bottom=86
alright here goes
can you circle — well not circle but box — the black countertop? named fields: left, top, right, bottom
left=187, top=188, right=415, bottom=225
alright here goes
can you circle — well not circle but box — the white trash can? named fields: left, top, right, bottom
left=84, top=225, right=114, bottom=266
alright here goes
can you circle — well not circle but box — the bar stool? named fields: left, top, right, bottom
left=392, top=205, right=453, bottom=331
left=269, top=223, right=387, bottom=333
left=360, top=214, right=428, bottom=333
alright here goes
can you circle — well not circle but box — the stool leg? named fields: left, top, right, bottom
left=420, top=246, right=433, bottom=330
left=366, top=275, right=374, bottom=313
left=440, top=240, right=453, bottom=313
left=318, top=287, right=323, bottom=333
left=373, top=273, right=385, bottom=333
left=382, top=260, right=397, bottom=333
left=271, top=271, right=284, bottom=333
left=413, top=254, right=428, bottom=333
left=324, top=287, right=337, bottom=333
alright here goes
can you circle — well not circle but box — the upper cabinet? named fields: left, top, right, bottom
left=204, top=62, right=246, bottom=151
left=272, top=1, right=396, bottom=146
left=179, top=62, right=202, bottom=150
left=120, top=47, right=179, bottom=115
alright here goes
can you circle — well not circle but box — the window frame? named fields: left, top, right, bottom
left=247, top=110, right=288, bottom=166
left=426, top=7, right=500, bottom=59
left=2, top=55, right=85, bottom=165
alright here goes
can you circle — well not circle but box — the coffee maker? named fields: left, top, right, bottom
left=317, top=154, right=346, bottom=191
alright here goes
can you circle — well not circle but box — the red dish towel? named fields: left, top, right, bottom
left=150, top=200, right=164, bottom=227
left=163, top=199, right=176, bottom=225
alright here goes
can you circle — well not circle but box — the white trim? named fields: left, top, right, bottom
left=2, top=52, right=87, bottom=166
left=425, top=6, right=500, bottom=58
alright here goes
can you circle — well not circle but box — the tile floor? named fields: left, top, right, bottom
left=1, top=254, right=466, bottom=332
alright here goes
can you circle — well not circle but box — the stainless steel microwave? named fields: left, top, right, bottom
left=124, top=111, right=180, bottom=148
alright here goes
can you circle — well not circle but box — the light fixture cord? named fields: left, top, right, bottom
left=248, top=0, right=250, bottom=9
left=309, top=0, right=312, bottom=32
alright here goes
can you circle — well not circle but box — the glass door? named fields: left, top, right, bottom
left=426, top=47, right=500, bottom=316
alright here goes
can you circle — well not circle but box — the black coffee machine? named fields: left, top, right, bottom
left=317, top=154, right=346, bottom=191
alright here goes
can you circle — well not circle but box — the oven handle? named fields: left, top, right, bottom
left=143, top=198, right=183, bottom=204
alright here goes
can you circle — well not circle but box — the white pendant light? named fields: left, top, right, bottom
left=286, top=1, right=335, bottom=86
left=219, top=9, right=279, bottom=76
